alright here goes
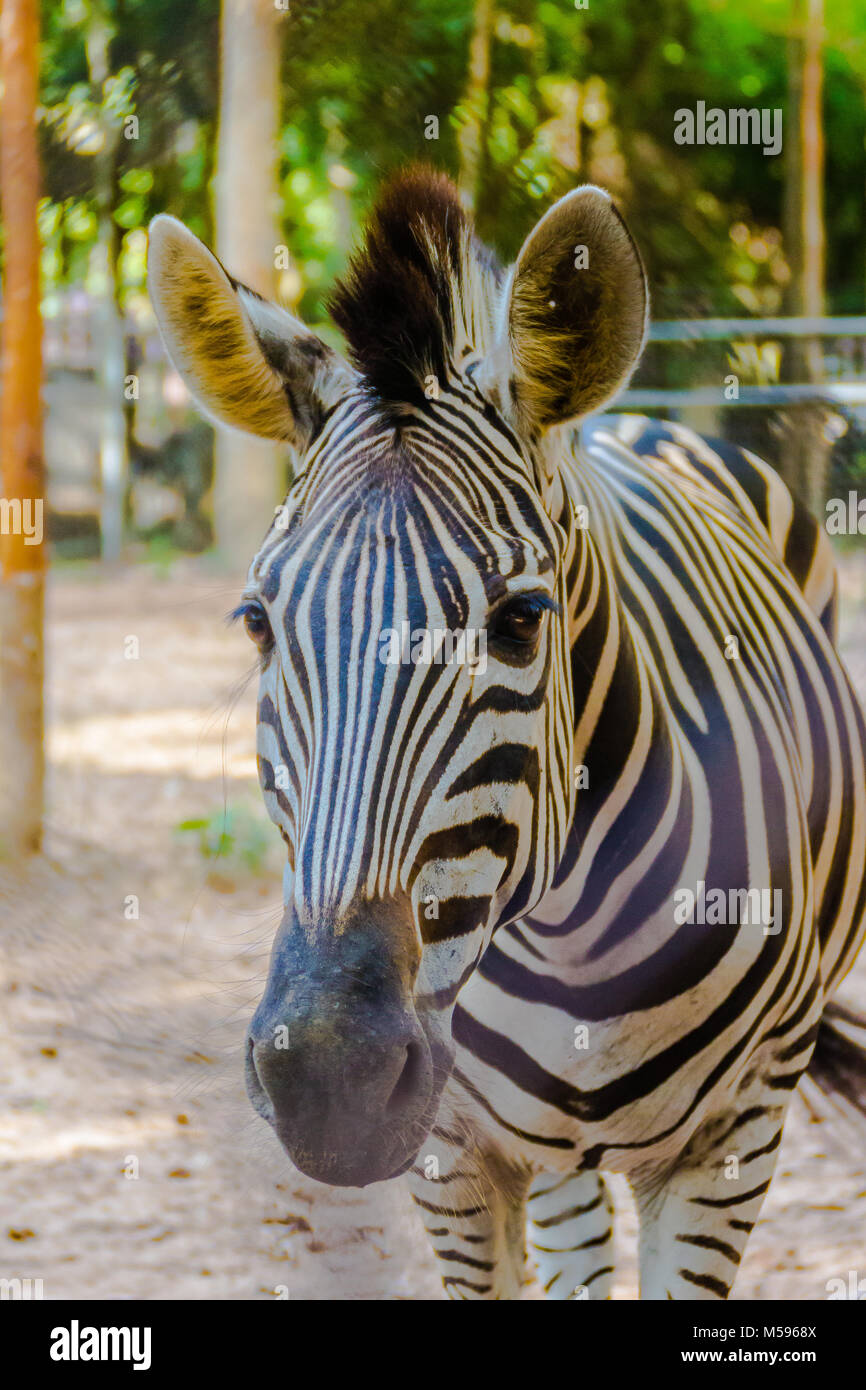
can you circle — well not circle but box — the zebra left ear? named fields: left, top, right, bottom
left=148, top=215, right=355, bottom=449
left=477, top=187, right=648, bottom=433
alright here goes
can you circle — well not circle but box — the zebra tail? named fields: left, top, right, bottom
left=806, top=1001, right=866, bottom=1120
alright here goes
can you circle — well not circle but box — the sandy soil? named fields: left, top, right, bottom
left=1, top=553, right=865, bottom=1301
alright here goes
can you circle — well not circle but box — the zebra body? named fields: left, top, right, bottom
left=414, top=412, right=865, bottom=1297
left=148, top=168, right=866, bottom=1299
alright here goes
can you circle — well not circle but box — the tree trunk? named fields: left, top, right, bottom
left=0, top=0, right=45, bottom=857
left=213, top=0, right=284, bottom=574
left=85, top=3, right=128, bottom=562
left=781, top=0, right=829, bottom=518
left=457, top=0, right=493, bottom=212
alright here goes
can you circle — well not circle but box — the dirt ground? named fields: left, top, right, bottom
left=1, top=552, right=865, bottom=1301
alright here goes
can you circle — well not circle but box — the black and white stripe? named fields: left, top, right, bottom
left=148, top=167, right=866, bottom=1299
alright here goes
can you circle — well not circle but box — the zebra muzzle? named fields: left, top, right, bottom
left=244, top=905, right=446, bottom=1186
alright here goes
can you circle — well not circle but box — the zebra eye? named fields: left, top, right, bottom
left=242, top=602, right=272, bottom=649
left=492, top=595, right=548, bottom=646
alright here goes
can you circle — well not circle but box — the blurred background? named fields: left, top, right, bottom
left=0, top=0, right=865, bottom=1301
left=19, top=0, right=866, bottom=568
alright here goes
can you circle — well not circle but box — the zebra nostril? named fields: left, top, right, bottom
left=245, top=1034, right=259, bottom=1083
left=385, top=1039, right=424, bottom=1117
left=245, top=1035, right=274, bottom=1119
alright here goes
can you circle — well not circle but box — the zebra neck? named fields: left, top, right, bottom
left=556, top=449, right=682, bottom=882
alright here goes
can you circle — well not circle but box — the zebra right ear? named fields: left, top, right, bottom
left=476, top=187, right=648, bottom=433
left=148, top=216, right=355, bottom=449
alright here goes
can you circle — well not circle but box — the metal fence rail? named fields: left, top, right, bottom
left=621, top=384, right=866, bottom=408
left=646, top=315, right=866, bottom=342
left=616, top=315, right=866, bottom=411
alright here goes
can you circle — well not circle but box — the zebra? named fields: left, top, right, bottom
left=148, top=166, right=866, bottom=1299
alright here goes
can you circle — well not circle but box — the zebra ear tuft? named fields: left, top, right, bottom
left=147, top=215, right=354, bottom=448
left=478, top=187, right=648, bottom=433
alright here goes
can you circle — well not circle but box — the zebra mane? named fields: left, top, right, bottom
left=329, top=165, right=502, bottom=416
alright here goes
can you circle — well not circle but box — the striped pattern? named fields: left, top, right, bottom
left=250, top=384, right=575, bottom=949
left=149, top=172, right=866, bottom=1298
left=249, top=391, right=866, bottom=1298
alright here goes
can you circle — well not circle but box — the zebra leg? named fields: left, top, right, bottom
left=633, top=1089, right=790, bottom=1300
left=407, top=1135, right=530, bottom=1299
left=527, top=1170, right=616, bottom=1299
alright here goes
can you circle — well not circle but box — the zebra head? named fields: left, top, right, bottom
left=148, top=169, right=647, bottom=1185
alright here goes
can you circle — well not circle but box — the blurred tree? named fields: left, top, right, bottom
left=31, top=0, right=866, bottom=325
left=782, top=0, right=830, bottom=515
left=213, top=0, right=284, bottom=570
left=37, top=0, right=221, bottom=557
left=24, top=0, right=866, bottom=528
left=457, top=0, right=493, bottom=209
left=40, top=0, right=220, bottom=290
left=84, top=0, right=127, bottom=559
left=0, top=0, right=45, bottom=855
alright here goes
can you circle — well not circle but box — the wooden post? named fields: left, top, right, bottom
left=0, top=0, right=45, bottom=855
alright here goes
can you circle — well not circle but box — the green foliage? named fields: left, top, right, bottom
left=141, top=531, right=179, bottom=576
left=175, top=805, right=275, bottom=875
left=36, top=0, right=219, bottom=307
left=829, top=418, right=866, bottom=502
left=24, top=0, right=866, bottom=326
